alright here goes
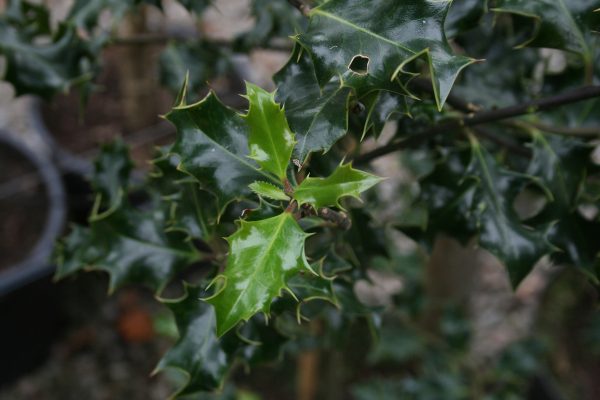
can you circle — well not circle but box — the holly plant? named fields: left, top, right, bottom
left=4, top=0, right=600, bottom=398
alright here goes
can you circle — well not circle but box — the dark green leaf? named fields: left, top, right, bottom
left=466, top=136, right=553, bottom=286
left=167, top=90, right=274, bottom=216
left=0, top=21, right=95, bottom=98
left=274, top=45, right=351, bottom=161
left=156, top=284, right=231, bottom=396
left=493, top=0, right=600, bottom=79
left=296, top=0, right=476, bottom=109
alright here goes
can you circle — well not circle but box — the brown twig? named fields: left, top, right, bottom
left=317, top=208, right=352, bottom=230
left=111, top=34, right=293, bottom=52
left=354, top=85, right=600, bottom=165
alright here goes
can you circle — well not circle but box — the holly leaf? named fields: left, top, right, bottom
left=445, top=0, right=487, bottom=38
left=293, top=163, right=383, bottom=209
left=167, top=88, right=275, bottom=216
left=492, top=0, right=600, bottom=76
left=55, top=143, right=200, bottom=294
left=249, top=181, right=290, bottom=201
left=274, top=45, right=352, bottom=161
left=155, top=284, right=231, bottom=396
left=55, top=207, right=200, bottom=294
left=207, top=213, right=312, bottom=336
left=244, top=83, right=295, bottom=181
left=159, top=40, right=232, bottom=101
left=296, top=0, right=477, bottom=110
left=467, top=136, right=553, bottom=286
left=0, top=21, right=95, bottom=98
left=152, top=151, right=217, bottom=240
left=91, top=141, right=134, bottom=216
left=526, top=133, right=599, bottom=273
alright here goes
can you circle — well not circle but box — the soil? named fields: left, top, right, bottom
left=0, top=144, right=48, bottom=271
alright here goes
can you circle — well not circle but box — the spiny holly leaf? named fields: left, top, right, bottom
left=296, top=0, right=477, bottom=110
left=207, top=212, right=312, bottom=336
left=293, top=163, right=383, bottom=209
left=445, top=0, right=488, bottom=38
left=492, top=0, right=600, bottom=77
left=287, top=272, right=339, bottom=321
left=274, top=45, right=352, bottom=161
left=526, top=133, right=599, bottom=273
left=155, top=284, right=231, bottom=396
left=248, top=181, right=290, bottom=201
left=360, top=90, right=408, bottom=139
left=91, top=141, right=134, bottom=216
left=467, top=136, right=553, bottom=286
left=152, top=151, right=217, bottom=240
left=244, top=83, right=295, bottom=181
left=55, top=206, right=200, bottom=294
left=0, top=20, right=95, bottom=98
left=167, top=89, right=274, bottom=216
left=159, top=40, right=232, bottom=101
left=55, top=144, right=200, bottom=294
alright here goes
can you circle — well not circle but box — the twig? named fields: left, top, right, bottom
left=317, top=208, right=352, bottom=230
left=111, top=34, right=293, bottom=52
left=354, top=85, right=600, bottom=164
left=472, top=127, right=531, bottom=158
left=513, top=120, right=600, bottom=137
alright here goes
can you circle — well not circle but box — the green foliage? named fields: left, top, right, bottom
left=14, top=0, right=598, bottom=396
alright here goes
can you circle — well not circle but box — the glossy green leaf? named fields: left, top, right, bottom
left=248, top=181, right=290, bottom=201
left=293, top=163, right=383, bottom=209
left=207, top=212, right=312, bottom=336
left=445, top=0, right=487, bottom=37
left=296, top=0, right=477, bottom=110
left=244, top=83, right=295, bottom=181
left=493, top=0, right=600, bottom=78
left=167, top=90, right=274, bottom=215
left=274, top=45, right=352, bottom=161
left=466, top=136, right=553, bottom=286
left=156, top=284, right=231, bottom=396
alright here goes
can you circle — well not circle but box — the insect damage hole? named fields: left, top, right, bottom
left=348, top=55, right=370, bottom=75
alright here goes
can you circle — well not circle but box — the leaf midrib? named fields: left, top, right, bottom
left=225, top=214, right=291, bottom=321
left=310, top=9, right=415, bottom=55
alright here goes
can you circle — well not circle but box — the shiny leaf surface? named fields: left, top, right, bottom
left=294, top=163, right=383, bottom=209
left=274, top=46, right=351, bottom=161
left=207, top=213, right=312, bottom=336
left=244, top=83, right=295, bottom=181
left=167, top=90, right=273, bottom=215
left=296, top=0, right=476, bottom=109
